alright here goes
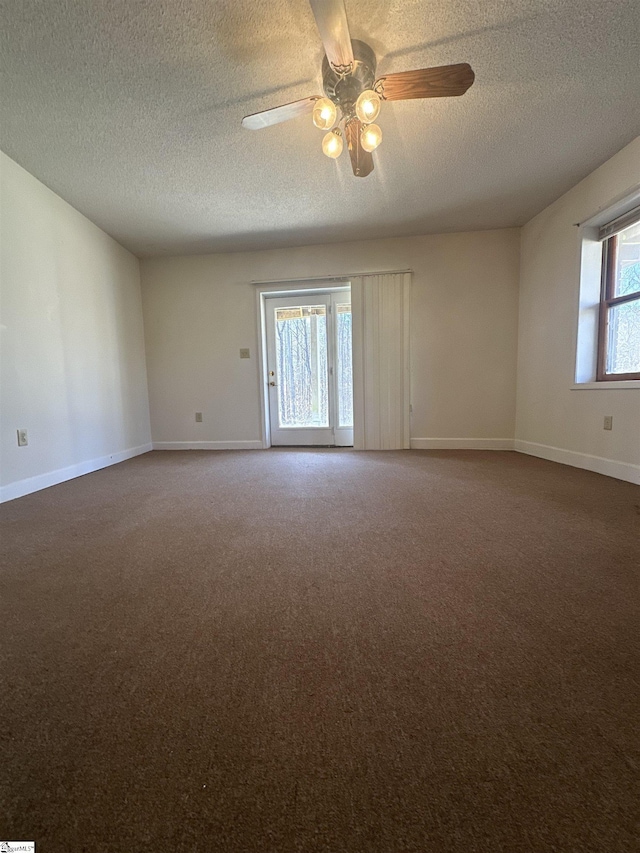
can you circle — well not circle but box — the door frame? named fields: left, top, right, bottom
left=255, top=281, right=351, bottom=448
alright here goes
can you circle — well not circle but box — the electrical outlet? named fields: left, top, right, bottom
left=239, top=348, right=250, bottom=359
left=603, top=415, right=613, bottom=431
left=17, top=428, right=28, bottom=446
left=195, top=412, right=203, bottom=423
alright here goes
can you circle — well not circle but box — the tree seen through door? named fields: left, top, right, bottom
left=275, top=306, right=329, bottom=427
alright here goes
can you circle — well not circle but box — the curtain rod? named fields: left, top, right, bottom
left=251, top=269, right=412, bottom=286
left=574, top=184, right=640, bottom=228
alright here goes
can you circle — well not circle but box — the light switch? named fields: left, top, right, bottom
left=239, top=348, right=250, bottom=359
left=195, top=412, right=203, bottom=423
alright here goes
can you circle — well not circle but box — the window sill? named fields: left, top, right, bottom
left=571, top=380, right=640, bottom=390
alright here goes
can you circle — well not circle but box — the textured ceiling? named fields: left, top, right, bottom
left=1, top=0, right=639, bottom=257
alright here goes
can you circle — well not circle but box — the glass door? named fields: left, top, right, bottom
left=265, top=290, right=353, bottom=446
left=332, top=290, right=353, bottom=446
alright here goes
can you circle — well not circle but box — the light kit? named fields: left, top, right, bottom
left=322, top=128, right=343, bottom=158
left=360, top=123, right=382, bottom=152
left=355, top=89, right=381, bottom=123
left=312, top=97, right=337, bottom=130
left=242, top=0, right=475, bottom=178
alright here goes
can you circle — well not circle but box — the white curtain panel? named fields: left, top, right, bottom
left=351, top=272, right=411, bottom=450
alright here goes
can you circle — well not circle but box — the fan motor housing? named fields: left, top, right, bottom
left=322, top=39, right=376, bottom=118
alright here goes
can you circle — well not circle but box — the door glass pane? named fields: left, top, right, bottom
left=606, top=299, right=640, bottom=374
left=336, top=303, right=353, bottom=427
left=615, top=221, right=640, bottom=297
left=275, top=305, right=329, bottom=427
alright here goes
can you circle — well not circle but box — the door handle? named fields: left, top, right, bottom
left=269, top=381, right=277, bottom=386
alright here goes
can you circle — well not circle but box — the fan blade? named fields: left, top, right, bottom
left=309, top=0, right=354, bottom=71
left=375, top=63, right=475, bottom=101
left=344, top=119, right=374, bottom=178
left=242, top=96, right=320, bottom=130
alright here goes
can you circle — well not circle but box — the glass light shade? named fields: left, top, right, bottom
left=322, top=129, right=343, bottom=159
left=360, top=123, right=382, bottom=152
left=355, top=89, right=381, bottom=123
left=313, top=98, right=337, bottom=130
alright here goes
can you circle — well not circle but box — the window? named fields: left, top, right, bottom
left=597, top=212, right=640, bottom=380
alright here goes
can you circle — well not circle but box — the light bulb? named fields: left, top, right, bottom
left=360, top=123, right=382, bottom=152
left=313, top=97, right=337, bottom=130
left=322, top=129, right=343, bottom=159
left=355, top=89, right=381, bottom=123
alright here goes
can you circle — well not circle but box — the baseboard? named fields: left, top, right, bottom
left=152, top=440, right=264, bottom=451
left=4, top=438, right=633, bottom=502
left=0, top=442, right=153, bottom=504
left=515, top=440, right=640, bottom=485
left=410, top=438, right=515, bottom=451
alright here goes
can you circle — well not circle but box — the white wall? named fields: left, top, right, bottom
left=516, top=136, right=640, bottom=484
left=0, top=152, right=151, bottom=501
left=140, top=229, right=521, bottom=449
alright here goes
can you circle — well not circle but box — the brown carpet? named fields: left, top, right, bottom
left=1, top=449, right=639, bottom=852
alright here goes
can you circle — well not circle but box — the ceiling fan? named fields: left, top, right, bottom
left=241, top=0, right=475, bottom=177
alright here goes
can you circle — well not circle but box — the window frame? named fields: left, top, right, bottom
left=596, top=222, right=640, bottom=382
